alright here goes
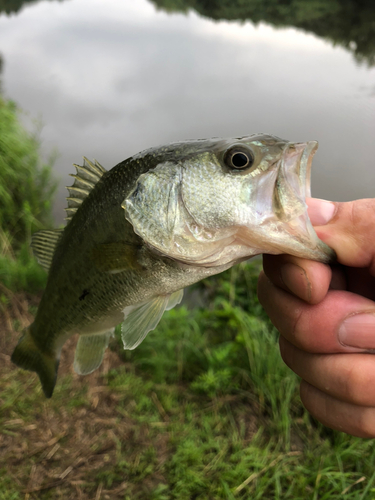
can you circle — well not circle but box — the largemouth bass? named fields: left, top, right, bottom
left=11, top=134, right=334, bottom=397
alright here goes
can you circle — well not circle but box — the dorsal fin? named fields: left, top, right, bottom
left=31, top=229, right=64, bottom=271
left=65, top=157, right=106, bottom=222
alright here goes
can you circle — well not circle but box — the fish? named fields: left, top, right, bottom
left=11, top=134, right=334, bottom=398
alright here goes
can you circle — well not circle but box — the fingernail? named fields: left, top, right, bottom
left=280, top=263, right=311, bottom=302
left=339, top=313, right=375, bottom=349
left=307, top=198, right=336, bottom=226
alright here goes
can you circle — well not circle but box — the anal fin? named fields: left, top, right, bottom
left=121, top=289, right=184, bottom=350
left=73, top=330, right=113, bottom=375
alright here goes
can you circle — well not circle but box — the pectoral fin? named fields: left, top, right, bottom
left=121, top=289, right=184, bottom=350
left=166, top=289, right=184, bottom=310
left=92, top=242, right=143, bottom=274
left=73, top=330, right=113, bottom=375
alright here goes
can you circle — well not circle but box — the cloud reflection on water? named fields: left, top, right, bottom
left=0, top=0, right=374, bottom=222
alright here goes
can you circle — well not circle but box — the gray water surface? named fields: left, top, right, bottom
left=0, top=0, right=374, bottom=223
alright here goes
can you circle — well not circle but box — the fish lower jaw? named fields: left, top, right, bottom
left=236, top=221, right=334, bottom=263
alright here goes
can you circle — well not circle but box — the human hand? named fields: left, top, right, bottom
left=258, top=198, right=375, bottom=437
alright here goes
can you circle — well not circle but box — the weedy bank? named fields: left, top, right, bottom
left=1, top=93, right=375, bottom=499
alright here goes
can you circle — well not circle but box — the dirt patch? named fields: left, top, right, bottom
left=0, top=292, right=169, bottom=499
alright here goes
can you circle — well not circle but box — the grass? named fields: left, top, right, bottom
left=0, top=242, right=47, bottom=295
left=2, top=261, right=375, bottom=499
left=116, top=261, right=301, bottom=444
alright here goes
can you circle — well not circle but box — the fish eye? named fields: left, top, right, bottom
left=224, top=147, right=254, bottom=170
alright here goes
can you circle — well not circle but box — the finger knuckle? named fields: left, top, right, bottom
left=346, top=200, right=375, bottom=255
left=290, top=307, right=310, bottom=349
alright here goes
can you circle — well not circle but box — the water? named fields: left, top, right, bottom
left=0, top=0, right=374, bottom=223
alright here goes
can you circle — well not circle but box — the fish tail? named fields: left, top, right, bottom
left=11, top=327, right=59, bottom=398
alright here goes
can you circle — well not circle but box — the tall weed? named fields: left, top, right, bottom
left=0, top=95, right=57, bottom=256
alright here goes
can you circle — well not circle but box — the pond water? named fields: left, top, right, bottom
left=0, top=0, right=374, bottom=223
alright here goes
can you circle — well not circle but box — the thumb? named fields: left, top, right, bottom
left=307, top=198, right=375, bottom=270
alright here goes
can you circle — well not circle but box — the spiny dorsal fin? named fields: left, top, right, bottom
left=65, top=157, right=106, bottom=222
left=31, top=229, right=63, bottom=272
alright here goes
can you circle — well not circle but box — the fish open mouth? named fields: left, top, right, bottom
left=238, top=139, right=335, bottom=263
left=282, top=140, right=336, bottom=263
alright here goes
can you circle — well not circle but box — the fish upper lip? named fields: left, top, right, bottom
left=276, top=140, right=335, bottom=263
left=298, top=140, right=318, bottom=200
left=281, top=140, right=318, bottom=202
